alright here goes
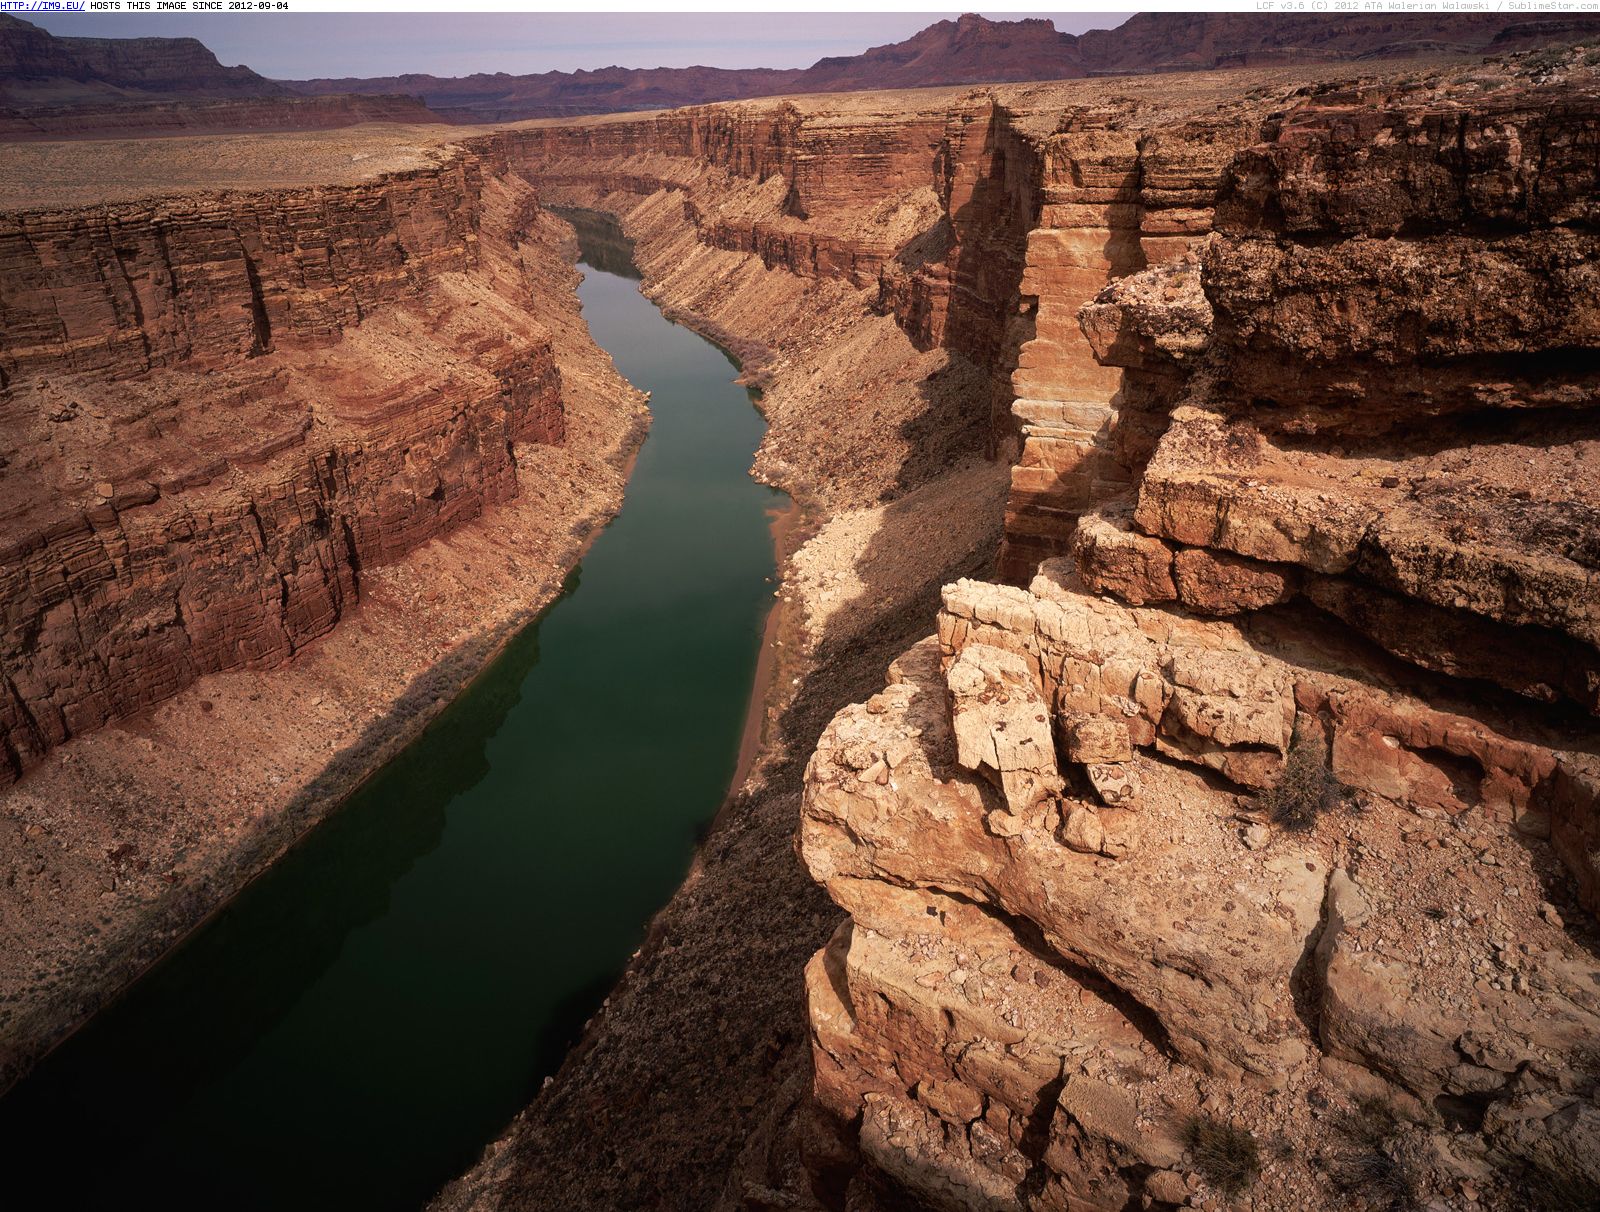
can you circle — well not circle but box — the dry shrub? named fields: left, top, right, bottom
left=1324, top=1099, right=1417, bottom=1210
left=1183, top=1115, right=1260, bottom=1197
left=1258, top=734, right=1348, bottom=832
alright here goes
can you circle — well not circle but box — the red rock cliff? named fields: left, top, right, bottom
left=0, top=152, right=567, bottom=784
left=796, top=51, right=1600, bottom=1212
left=495, top=80, right=1278, bottom=555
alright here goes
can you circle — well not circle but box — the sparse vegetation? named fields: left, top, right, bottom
left=1521, top=47, right=1570, bottom=76
left=1323, top=1098, right=1419, bottom=1211
left=1258, top=733, right=1349, bottom=832
left=1183, top=1115, right=1261, bottom=1198
left=1340, top=1147, right=1413, bottom=1202
left=1519, top=1159, right=1600, bottom=1212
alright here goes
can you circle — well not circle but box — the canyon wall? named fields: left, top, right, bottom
left=0, top=127, right=651, bottom=1092
left=993, top=108, right=1269, bottom=583
left=796, top=51, right=1600, bottom=1212
left=436, top=63, right=1570, bottom=1212
left=0, top=151, right=568, bottom=784
left=495, top=78, right=1290, bottom=559
left=495, top=102, right=951, bottom=290
left=5, top=48, right=1595, bottom=1210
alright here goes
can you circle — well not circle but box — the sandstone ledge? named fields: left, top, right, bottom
left=800, top=572, right=1600, bottom=1209
left=793, top=48, right=1600, bottom=1212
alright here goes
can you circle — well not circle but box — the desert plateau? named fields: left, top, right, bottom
left=0, top=9, right=1597, bottom=1212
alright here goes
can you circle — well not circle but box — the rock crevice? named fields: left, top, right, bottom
left=795, top=51, right=1600, bottom=1212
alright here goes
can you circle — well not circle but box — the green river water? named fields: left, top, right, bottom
left=0, top=217, right=786, bottom=1209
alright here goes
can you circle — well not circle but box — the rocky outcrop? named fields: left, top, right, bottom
left=801, top=566, right=1600, bottom=1209
left=995, top=112, right=1267, bottom=583
left=0, top=151, right=571, bottom=784
left=798, top=50, right=1600, bottom=1212
left=1075, top=65, right=1600, bottom=722
left=494, top=78, right=1311, bottom=578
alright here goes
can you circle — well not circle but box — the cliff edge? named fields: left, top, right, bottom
left=797, top=48, right=1600, bottom=1212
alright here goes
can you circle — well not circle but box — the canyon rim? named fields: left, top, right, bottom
left=1, top=9, right=1598, bottom=1212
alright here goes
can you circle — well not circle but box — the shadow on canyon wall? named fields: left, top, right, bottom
left=433, top=204, right=1013, bottom=1212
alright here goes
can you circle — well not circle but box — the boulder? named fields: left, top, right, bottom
left=946, top=642, right=1064, bottom=819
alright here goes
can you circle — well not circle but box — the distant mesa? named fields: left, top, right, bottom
left=4, top=11, right=1600, bottom=138
left=280, top=12, right=1600, bottom=122
left=0, top=14, right=442, bottom=138
left=0, top=12, right=284, bottom=102
left=0, top=93, right=444, bottom=141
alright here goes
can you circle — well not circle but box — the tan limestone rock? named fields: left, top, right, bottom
left=1060, top=804, right=1105, bottom=854
left=1085, top=762, right=1140, bottom=809
left=946, top=642, right=1063, bottom=819
left=1063, top=714, right=1133, bottom=764
left=1156, top=647, right=1294, bottom=789
left=1055, top=1074, right=1182, bottom=1170
left=803, top=637, right=1325, bottom=1079
left=1070, top=504, right=1176, bottom=606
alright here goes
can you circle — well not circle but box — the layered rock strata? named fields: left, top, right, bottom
left=995, top=112, right=1268, bottom=583
left=799, top=51, right=1600, bottom=1212
left=0, top=13, right=285, bottom=103
left=433, top=89, right=1023, bottom=1212
left=7, top=50, right=1597, bottom=1211
left=433, top=57, right=1600, bottom=1212
left=0, top=156, right=567, bottom=784
left=0, top=94, right=444, bottom=141
left=0, top=134, right=649, bottom=1083
left=804, top=572, right=1599, bottom=1209
left=494, top=76, right=1340, bottom=585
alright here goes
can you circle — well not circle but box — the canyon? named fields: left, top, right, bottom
left=431, top=43, right=1596, bottom=1212
left=0, top=122, right=651, bottom=1091
left=0, top=20, right=1596, bottom=1212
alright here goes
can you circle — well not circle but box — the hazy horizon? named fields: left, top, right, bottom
left=26, top=11, right=1126, bottom=80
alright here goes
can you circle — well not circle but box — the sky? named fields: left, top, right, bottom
left=28, top=12, right=1128, bottom=80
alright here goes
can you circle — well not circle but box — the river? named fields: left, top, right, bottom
left=0, top=214, right=787, bottom=1210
